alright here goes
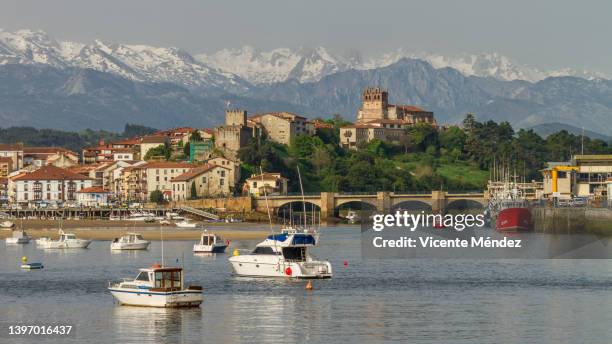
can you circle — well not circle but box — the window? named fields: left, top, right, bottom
left=253, top=182, right=257, bottom=188
left=220, top=179, right=224, bottom=186
left=136, top=272, right=149, bottom=282
left=252, top=246, right=277, bottom=255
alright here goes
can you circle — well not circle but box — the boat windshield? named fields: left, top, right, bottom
left=252, top=246, right=279, bottom=255
left=135, top=271, right=150, bottom=282
left=282, top=247, right=307, bottom=261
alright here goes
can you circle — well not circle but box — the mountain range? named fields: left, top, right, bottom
left=1, top=28, right=612, bottom=138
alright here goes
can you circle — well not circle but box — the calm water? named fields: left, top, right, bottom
left=2, top=226, right=612, bottom=344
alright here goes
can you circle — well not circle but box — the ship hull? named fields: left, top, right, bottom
left=496, top=207, right=532, bottom=232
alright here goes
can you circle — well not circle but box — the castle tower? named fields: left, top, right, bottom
left=357, top=87, right=388, bottom=122
left=225, top=109, right=247, bottom=126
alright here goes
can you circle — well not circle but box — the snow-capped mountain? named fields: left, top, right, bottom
left=0, top=29, right=249, bottom=92
left=1, top=28, right=604, bottom=89
left=196, top=46, right=350, bottom=84
left=200, top=46, right=604, bottom=84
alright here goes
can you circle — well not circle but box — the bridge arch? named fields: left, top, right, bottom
left=391, top=200, right=433, bottom=212
left=333, top=200, right=377, bottom=218
left=445, top=199, right=485, bottom=213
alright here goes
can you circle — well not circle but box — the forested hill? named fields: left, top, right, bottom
left=0, top=124, right=156, bottom=151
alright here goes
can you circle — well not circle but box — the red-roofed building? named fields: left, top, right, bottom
left=9, top=165, right=93, bottom=204
left=170, top=164, right=231, bottom=200
left=244, top=172, right=288, bottom=196
left=339, top=87, right=437, bottom=149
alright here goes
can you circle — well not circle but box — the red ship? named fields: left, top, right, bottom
left=495, top=202, right=532, bottom=232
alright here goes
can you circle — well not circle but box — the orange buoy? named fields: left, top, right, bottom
left=150, top=264, right=162, bottom=269
left=305, top=281, right=313, bottom=290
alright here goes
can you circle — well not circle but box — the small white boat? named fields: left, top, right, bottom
left=193, top=231, right=228, bottom=253
left=6, top=230, right=31, bottom=244
left=21, top=262, right=44, bottom=270
left=111, top=232, right=150, bottom=250
left=108, top=264, right=203, bottom=307
left=175, top=220, right=198, bottom=228
left=40, top=230, right=91, bottom=249
left=127, top=211, right=156, bottom=221
left=0, top=220, right=15, bottom=229
left=159, top=219, right=172, bottom=226
left=165, top=212, right=185, bottom=220
left=229, top=232, right=332, bottom=279
left=36, top=237, right=51, bottom=245
left=345, top=210, right=360, bottom=224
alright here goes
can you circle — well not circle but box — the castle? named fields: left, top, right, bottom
left=340, top=87, right=436, bottom=149
left=357, top=87, right=435, bottom=124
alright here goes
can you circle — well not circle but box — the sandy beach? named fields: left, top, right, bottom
left=0, top=219, right=269, bottom=240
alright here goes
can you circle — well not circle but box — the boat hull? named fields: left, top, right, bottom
left=111, top=242, right=150, bottom=250
left=6, top=237, right=30, bottom=244
left=229, top=256, right=332, bottom=279
left=193, top=244, right=227, bottom=253
left=109, top=288, right=202, bottom=307
left=496, top=207, right=532, bottom=232
left=42, top=240, right=91, bottom=249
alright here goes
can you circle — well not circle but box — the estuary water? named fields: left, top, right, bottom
left=2, top=226, right=612, bottom=344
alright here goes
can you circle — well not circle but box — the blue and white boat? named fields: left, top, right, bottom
left=229, top=232, right=332, bottom=279
left=108, top=264, right=203, bottom=307
left=193, top=231, right=228, bottom=253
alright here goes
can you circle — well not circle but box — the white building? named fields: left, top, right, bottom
left=9, top=165, right=93, bottom=205
left=76, top=186, right=111, bottom=206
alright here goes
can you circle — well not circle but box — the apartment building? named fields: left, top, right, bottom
left=0, top=143, right=24, bottom=170
left=248, top=112, right=314, bottom=145
left=9, top=165, right=93, bottom=204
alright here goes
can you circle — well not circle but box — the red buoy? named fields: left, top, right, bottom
left=343, top=260, right=348, bottom=267
left=285, top=267, right=292, bottom=276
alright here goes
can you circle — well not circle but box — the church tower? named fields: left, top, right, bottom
left=357, top=87, right=388, bottom=122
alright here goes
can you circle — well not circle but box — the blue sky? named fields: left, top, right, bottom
left=2, top=0, right=611, bottom=74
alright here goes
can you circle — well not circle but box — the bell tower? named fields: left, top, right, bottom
left=357, top=87, right=388, bottom=122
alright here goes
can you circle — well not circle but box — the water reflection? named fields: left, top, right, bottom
left=112, top=306, right=202, bottom=343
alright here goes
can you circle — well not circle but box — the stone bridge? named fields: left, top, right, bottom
left=255, top=191, right=488, bottom=218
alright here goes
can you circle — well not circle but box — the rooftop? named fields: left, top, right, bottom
left=13, top=165, right=93, bottom=181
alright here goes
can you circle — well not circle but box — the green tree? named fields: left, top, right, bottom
left=144, top=144, right=171, bottom=161
left=150, top=190, right=164, bottom=204
left=190, top=130, right=203, bottom=142
left=190, top=181, right=198, bottom=199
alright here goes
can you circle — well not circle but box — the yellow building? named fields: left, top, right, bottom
left=542, top=155, right=612, bottom=199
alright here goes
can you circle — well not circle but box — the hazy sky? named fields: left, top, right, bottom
left=2, top=0, right=611, bottom=74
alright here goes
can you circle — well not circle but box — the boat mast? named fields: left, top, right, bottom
left=296, top=164, right=308, bottom=229
left=160, top=223, right=165, bottom=267
left=259, top=166, right=273, bottom=233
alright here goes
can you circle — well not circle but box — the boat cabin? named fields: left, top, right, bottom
left=133, top=266, right=184, bottom=291
left=199, top=233, right=222, bottom=246
left=60, top=233, right=77, bottom=241
left=115, top=233, right=144, bottom=243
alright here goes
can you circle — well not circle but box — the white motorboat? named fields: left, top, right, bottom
left=127, top=211, right=156, bottom=221
left=166, top=212, right=185, bottom=221
left=40, top=230, right=91, bottom=249
left=229, top=232, right=332, bottom=279
left=0, top=220, right=15, bottom=229
left=111, top=232, right=150, bottom=250
left=108, top=264, right=203, bottom=307
left=345, top=210, right=360, bottom=224
left=36, top=237, right=51, bottom=246
left=193, top=231, right=228, bottom=253
left=175, top=220, right=198, bottom=228
left=6, top=230, right=31, bottom=244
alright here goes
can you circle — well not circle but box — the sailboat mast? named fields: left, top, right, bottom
left=296, top=164, right=307, bottom=228
left=259, top=166, right=273, bottom=233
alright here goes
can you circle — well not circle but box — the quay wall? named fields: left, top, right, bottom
left=533, top=207, right=612, bottom=234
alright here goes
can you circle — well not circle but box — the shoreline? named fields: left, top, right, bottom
left=0, top=219, right=270, bottom=240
